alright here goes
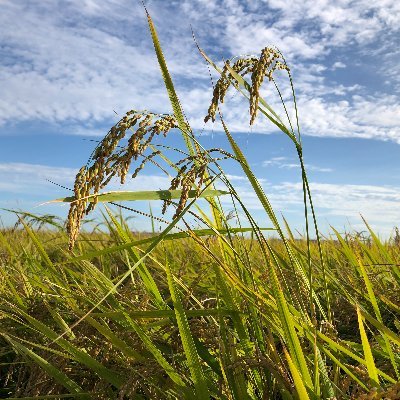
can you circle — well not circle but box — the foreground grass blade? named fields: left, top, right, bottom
left=147, top=8, right=226, bottom=231
left=19, top=219, right=53, bottom=269
left=312, top=329, right=396, bottom=383
left=220, top=118, right=326, bottom=318
left=358, top=257, right=399, bottom=378
left=4, top=335, right=88, bottom=398
left=220, top=119, right=314, bottom=389
left=105, top=207, right=166, bottom=309
left=0, top=228, right=14, bottom=257
left=146, top=8, right=195, bottom=157
left=356, top=306, right=380, bottom=387
left=61, top=227, right=272, bottom=265
left=6, top=305, right=125, bottom=388
left=284, top=347, right=310, bottom=400
left=359, top=309, right=400, bottom=347
left=52, top=189, right=228, bottom=203
left=84, top=316, right=144, bottom=361
left=121, top=311, right=188, bottom=391
left=165, top=260, right=210, bottom=399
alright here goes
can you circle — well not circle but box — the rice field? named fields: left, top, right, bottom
left=0, top=9, right=399, bottom=400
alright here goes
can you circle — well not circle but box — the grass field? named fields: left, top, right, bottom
left=0, top=9, right=399, bottom=400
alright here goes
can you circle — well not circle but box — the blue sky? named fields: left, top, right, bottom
left=1, top=0, right=400, bottom=237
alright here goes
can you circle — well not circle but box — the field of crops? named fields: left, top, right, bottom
left=1, top=9, right=399, bottom=400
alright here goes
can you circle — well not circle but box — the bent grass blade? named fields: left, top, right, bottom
left=51, top=189, right=229, bottom=204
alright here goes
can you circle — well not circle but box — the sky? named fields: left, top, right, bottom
left=1, top=0, right=400, bottom=238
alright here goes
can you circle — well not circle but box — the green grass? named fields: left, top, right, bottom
left=1, top=223, right=399, bottom=399
left=0, top=8, right=399, bottom=400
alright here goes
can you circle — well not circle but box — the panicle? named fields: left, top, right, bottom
left=204, top=47, right=289, bottom=126
left=67, top=111, right=177, bottom=250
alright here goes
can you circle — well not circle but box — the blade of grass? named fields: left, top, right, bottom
left=356, top=306, right=379, bottom=387
left=105, top=207, right=166, bottom=310
left=6, top=304, right=125, bottom=388
left=283, top=347, right=310, bottom=400
left=357, top=258, right=399, bottom=378
left=146, top=7, right=195, bottom=156
left=60, top=227, right=272, bottom=265
left=52, top=189, right=228, bottom=204
left=4, top=335, right=88, bottom=398
left=165, top=259, right=210, bottom=398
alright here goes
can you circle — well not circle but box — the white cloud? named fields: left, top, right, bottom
left=298, top=95, right=400, bottom=142
left=275, top=181, right=400, bottom=233
left=209, top=88, right=400, bottom=143
left=0, top=1, right=208, bottom=126
left=332, top=61, right=346, bottom=69
left=0, top=0, right=399, bottom=147
left=224, top=18, right=325, bottom=59
left=263, top=156, right=288, bottom=166
left=1, top=162, right=399, bottom=236
left=0, top=162, right=172, bottom=198
left=183, top=0, right=399, bottom=55
left=0, top=163, right=76, bottom=194
left=225, top=174, right=251, bottom=181
left=262, top=156, right=332, bottom=172
left=217, top=178, right=400, bottom=236
left=0, top=4, right=164, bottom=124
left=263, top=0, right=399, bottom=45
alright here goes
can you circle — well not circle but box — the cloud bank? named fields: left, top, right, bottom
left=1, top=0, right=399, bottom=142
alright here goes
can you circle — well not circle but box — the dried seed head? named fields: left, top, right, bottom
left=204, top=48, right=289, bottom=126
left=162, top=149, right=228, bottom=218
left=66, top=111, right=177, bottom=249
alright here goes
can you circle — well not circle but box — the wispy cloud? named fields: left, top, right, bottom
left=1, top=0, right=399, bottom=144
left=298, top=95, right=400, bottom=142
left=0, top=1, right=170, bottom=125
left=0, top=162, right=171, bottom=198
left=262, top=157, right=333, bottom=172
left=219, top=178, right=400, bottom=236
left=0, top=163, right=76, bottom=194
left=274, top=181, right=400, bottom=234
left=332, top=61, right=346, bottom=70
left=1, top=162, right=399, bottom=236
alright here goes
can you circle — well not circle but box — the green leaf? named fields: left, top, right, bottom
left=5, top=335, right=88, bottom=398
left=356, top=306, right=379, bottom=387
left=357, top=258, right=399, bottom=378
left=121, top=311, right=188, bottom=391
left=146, top=8, right=195, bottom=157
left=105, top=207, right=166, bottom=310
left=360, top=309, right=400, bottom=347
left=165, top=260, right=210, bottom=399
left=20, top=219, right=53, bottom=269
left=52, top=189, right=229, bottom=203
left=84, top=316, right=144, bottom=361
left=220, top=119, right=314, bottom=389
left=7, top=306, right=124, bottom=388
left=313, top=329, right=395, bottom=383
left=60, top=227, right=273, bottom=265
left=317, top=344, right=368, bottom=391
left=284, top=347, right=310, bottom=400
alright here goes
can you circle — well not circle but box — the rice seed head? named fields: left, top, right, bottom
left=204, top=47, right=289, bottom=126
left=162, top=148, right=231, bottom=218
left=66, top=111, right=177, bottom=249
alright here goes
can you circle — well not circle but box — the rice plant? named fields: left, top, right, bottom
left=0, top=8, right=399, bottom=400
